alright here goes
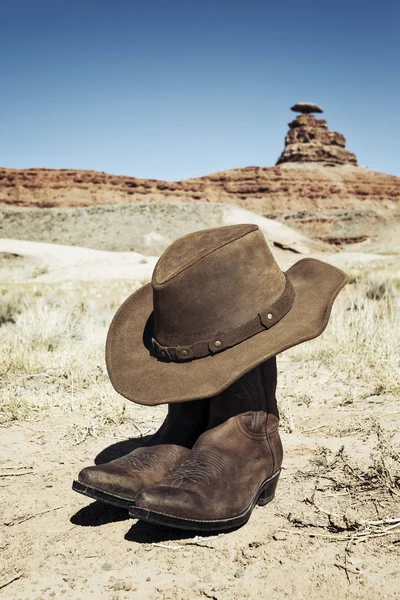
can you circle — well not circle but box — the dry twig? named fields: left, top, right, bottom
left=151, top=535, right=220, bottom=550
left=4, top=505, right=64, bottom=526
left=0, top=572, right=24, bottom=591
left=0, top=471, right=36, bottom=477
left=301, top=423, right=328, bottom=433
left=334, top=562, right=362, bottom=576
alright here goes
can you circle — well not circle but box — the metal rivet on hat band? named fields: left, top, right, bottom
left=214, top=340, right=222, bottom=348
left=181, top=349, right=188, bottom=357
left=267, top=313, right=273, bottom=320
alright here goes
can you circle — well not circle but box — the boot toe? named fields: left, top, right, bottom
left=78, top=467, right=111, bottom=488
left=78, top=464, right=133, bottom=498
left=135, top=485, right=206, bottom=521
left=78, top=465, right=102, bottom=487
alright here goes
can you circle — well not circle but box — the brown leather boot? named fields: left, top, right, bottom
left=129, top=357, right=283, bottom=531
left=72, top=398, right=209, bottom=508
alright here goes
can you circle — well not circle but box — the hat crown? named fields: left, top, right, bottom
left=152, top=225, right=286, bottom=347
left=153, top=224, right=258, bottom=285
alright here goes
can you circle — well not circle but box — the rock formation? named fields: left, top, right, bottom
left=277, top=104, right=358, bottom=166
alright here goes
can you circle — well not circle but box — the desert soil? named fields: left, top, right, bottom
left=1, top=359, right=399, bottom=600
left=1, top=247, right=399, bottom=600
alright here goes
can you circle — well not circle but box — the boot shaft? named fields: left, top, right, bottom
left=207, top=356, right=278, bottom=430
left=154, top=398, right=210, bottom=447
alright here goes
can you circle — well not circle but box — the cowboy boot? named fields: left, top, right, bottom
left=72, top=398, right=209, bottom=508
left=130, top=356, right=283, bottom=530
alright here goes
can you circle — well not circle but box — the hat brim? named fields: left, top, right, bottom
left=106, top=258, right=347, bottom=405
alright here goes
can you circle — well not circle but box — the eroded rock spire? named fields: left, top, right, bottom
left=277, top=103, right=357, bottom=165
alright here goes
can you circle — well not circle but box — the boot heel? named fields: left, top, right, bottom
left=257, top=469, right=280, bottom=506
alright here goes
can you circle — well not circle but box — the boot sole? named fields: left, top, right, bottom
left=72, top=480, right=135, bottom=509
left=129, top=469, right=281, bottom=532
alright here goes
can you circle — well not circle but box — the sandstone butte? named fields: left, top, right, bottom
left=1, top=105, right=399, bottom=247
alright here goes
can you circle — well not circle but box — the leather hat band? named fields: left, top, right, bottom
left=151, top=277, right=295, bottom=362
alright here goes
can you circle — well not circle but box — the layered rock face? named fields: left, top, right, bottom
left=1, top=163, right=399, bottom=250
left=277, top=110, right=358, bottom=166
left=1, top=163, right=397, bottom=213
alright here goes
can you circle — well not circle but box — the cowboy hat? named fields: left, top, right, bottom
left=106, top=224, right=347, bottom=405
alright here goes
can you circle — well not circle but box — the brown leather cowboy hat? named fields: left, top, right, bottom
left=106, top=224, right=347, bottom=405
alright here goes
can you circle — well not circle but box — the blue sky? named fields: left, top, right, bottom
left=1, top=0, right=399, bottom=180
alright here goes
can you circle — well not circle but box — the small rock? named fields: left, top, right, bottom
left=113, top=580, right=125, bottom=591
left=273, top=531, right=287, bottom=541
left=347, top=556, right=363, bottom=566
left=234, top=568, right=245, bottom=578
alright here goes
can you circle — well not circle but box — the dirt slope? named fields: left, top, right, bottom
left=0, top=203, right=331, bottom=257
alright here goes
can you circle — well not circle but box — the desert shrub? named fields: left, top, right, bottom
left=364, top=274, right=399, bottom=300
left=15, top=299, right=84, bottom=350
left=0, top=387, right=48, bottom=424
left=0, top=288, right=25, bottom=325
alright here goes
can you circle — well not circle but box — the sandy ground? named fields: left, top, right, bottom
left=1, top=357, right=399, bottom=600
left=1, top=241, right=399, bottom=599
left=0, top=237, right=395, bottom=286
left=0, top=239, right=158, bottom=283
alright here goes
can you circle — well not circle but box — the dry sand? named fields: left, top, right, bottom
left=1, top=384, right=399, bottom=600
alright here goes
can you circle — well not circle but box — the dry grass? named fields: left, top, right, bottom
left=0, top=286, right=26, bottom=325
left=0, top=280, right=142, bottom=432
left=288, top=272, right=400, bottom=397
left=283, top=425, right=400, bottom=557
left=1, top=269, right=399, bottom=441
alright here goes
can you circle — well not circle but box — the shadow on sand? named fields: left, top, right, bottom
left=124, top=519, right=232, bottom=544
left=70, top=500, right=130, bottom=527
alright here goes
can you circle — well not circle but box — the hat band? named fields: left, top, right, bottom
left=151, top=277, right=295, bottom=363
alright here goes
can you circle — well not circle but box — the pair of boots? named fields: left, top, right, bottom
left=73, top=357, right=282, bottom=531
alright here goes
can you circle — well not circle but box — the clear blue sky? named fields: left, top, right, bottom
left=1, top=0, right=399, bottom=180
